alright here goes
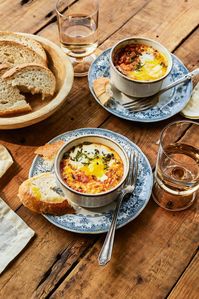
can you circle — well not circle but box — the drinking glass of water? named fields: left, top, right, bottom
left=56, top=0, right=99, bottom=77
left=152, top=120, right=199, bottom=211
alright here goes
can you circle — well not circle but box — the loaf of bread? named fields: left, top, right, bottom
left=3, top=63, right=56, bottom=99
left=0, top=40, right=46, bottom=67
left=0, top=77, right=31, bottom=116
left=18, top=172, right=75, bottom=215
left=0, top=31, right=47, bottom=62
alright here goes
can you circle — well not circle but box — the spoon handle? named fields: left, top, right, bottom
left=160, top=68, right=199, bottom=94
left=98, top=193, right=123, bottom=266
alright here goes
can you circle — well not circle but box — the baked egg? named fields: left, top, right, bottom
left=60, top=142, right=124, bottom=194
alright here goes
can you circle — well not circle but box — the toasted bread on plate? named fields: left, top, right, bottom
left=93, top=77, right=113, bottom=105
left=34, top=140, right=65, bottom=162
left=18, top=172, right=75, bottom=215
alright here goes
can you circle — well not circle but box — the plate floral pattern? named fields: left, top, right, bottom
left=88, top=48, right=192, bottom=122
left=29, top=128, right=153, bottom=234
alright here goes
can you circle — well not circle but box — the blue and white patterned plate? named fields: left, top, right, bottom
left=88, top=48, right=192, bottom=122
left=29, top=128, right=153, bottom=234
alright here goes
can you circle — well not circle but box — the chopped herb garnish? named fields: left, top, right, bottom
left=135, top=61, right=142, bottom=71
left=104, top=164, right=108, bottom=170
left=70, top=146, right=76, bottom=153
left=63, top=152, right=69, bottom=159
left=74, top=149, right=83, bottom=161
left=160, top=62, right=166, bottom=67
left=130, top=55, right=138, bottom=62
left=102, top=153, right=114, bottom=162
left=81, top=161, right=89, bottom=165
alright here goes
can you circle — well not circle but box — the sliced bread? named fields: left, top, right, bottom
left=3, top=63, right=56, bottom=99
left=0, top=31, right=47, bottom=62
left=0, top=77, right=31, bottom=116
left=0, top=40, right=46, bottom=67
left=18, top=172, right=75, bottom=215
left=93, top=77, right=113, bottom=105
left=35, top=141, right=65, bottom=161
left=0, top=63, right=10, bottom=76
left=34, top=140, right=65, bottom=168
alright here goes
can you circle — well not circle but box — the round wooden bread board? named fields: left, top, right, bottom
left=0, top=33, right=74, bottom=129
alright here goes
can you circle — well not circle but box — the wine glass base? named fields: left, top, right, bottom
left=68, top=54, right=96, bottom=77
left=152, top=181, right=197, bottom=211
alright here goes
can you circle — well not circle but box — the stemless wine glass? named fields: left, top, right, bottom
left=152, top=120, right=199, bottom=211
left=56, top=0, right=99, bottom=77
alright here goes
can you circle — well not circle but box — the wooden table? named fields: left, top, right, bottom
left=0, top=1, right=198, bottom=298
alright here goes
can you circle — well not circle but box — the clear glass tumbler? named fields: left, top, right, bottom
left=152, top=120, right=199, bottom=211
left=56, top=0, right=99, bottom=77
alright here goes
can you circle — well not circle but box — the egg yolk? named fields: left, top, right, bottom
left=81, top=158, right=106, bottom=180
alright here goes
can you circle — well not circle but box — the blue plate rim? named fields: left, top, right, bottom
left=29, top=128, right=153, bottom=234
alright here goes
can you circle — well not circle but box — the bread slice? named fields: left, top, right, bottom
left=0, top=31, right=47, bottom=62
left=35, top=141, right=65, bottom=161
left=3, top=63, right=56, bottom=99
left=0, top=63, right=10, bottom=76
left=0, top=77, right=31, bottom=116
left=0, top=40, right=46, bottom=67
left=93, top=77, right=113, bottom=105
left=35, top=140, right=65, bottom=168
left=18, top=172, right=75, bottom=215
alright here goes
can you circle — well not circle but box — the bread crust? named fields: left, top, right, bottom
left=0, top=104, right=32, bottom=116
left=93, top=77, right=110, bottom=97
left=2, top=63, right=56, bottom=97
left=2, top=63, right=53, bottom=79
left=0, top=63, right=10, bottom=76
left=18, top=173, right=75, bottom=215
left=0, top=76, right=31, bottom=116
left=93, top=77, right=112, bottom=105
left=34, top=140, right=65, bottom=161
left=0, top=31, right=47, bottom=62
left=0, top=40, right=46, bottom=66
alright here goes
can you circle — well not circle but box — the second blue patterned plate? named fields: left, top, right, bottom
left=88, top=48, right=192, bottom=122
left=29, top=128, right=153, bottom=234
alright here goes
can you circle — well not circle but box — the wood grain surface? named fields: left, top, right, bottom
left=168, top=252, right=199, bottom=299
left=0, top=0, right=198, bottom=299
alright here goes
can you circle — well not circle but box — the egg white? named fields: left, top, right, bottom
left=68, top=144, right=115, bottom=181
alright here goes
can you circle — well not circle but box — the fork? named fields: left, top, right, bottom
left=121, top=68, right=199, bottom=112
left=98, top=151, right=139, bottom=266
